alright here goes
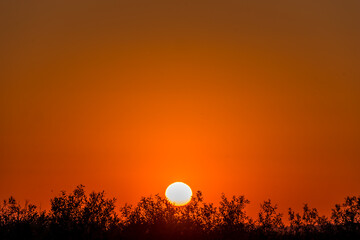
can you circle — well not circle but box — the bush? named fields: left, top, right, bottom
left=0, top=185, right=359, bottom=240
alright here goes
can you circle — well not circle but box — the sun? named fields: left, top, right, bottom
left=165, top=182, right=192, bottom=206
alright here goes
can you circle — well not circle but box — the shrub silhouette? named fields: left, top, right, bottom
left=49, top=185, right=118, bottom=239
left=288, top=203, right=329, bottom=239
left=0, top=196, right=46, bottom=239
left=0, top=185, right=360, bottom=240
left=258, top=199, right=283, bottom=232
left=331, top=196, right=360, bottom=237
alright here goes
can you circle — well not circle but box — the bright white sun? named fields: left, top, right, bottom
left=165, top=182, right=192, bottom=206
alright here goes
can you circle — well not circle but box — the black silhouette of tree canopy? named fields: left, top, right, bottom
left=1, top=185, right=360, bottom=240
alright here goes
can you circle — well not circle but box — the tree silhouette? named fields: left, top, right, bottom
left=258, top=199, right=284, bottom=233
left=1, top=185, right=360, bottom=240
left=49, top=185, right=118, bottom=239
left=288, top=203, right=329, bottom=239
left=331, top=196, right=360, bottom=236
left=0, top=196, right=46, bottom=239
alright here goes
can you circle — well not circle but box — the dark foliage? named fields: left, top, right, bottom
left=1, top=185, right=359, bottom=240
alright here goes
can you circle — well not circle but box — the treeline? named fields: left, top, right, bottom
left=1, top=185, right=359, bottom=240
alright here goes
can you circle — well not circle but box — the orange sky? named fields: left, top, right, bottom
left=1, top=0, right=360, bottom=217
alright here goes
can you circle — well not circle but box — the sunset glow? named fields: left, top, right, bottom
left=0, top=0, right=359, bottom=224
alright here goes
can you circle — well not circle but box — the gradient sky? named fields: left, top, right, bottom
left=1, top=0, right=359, bottom=217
